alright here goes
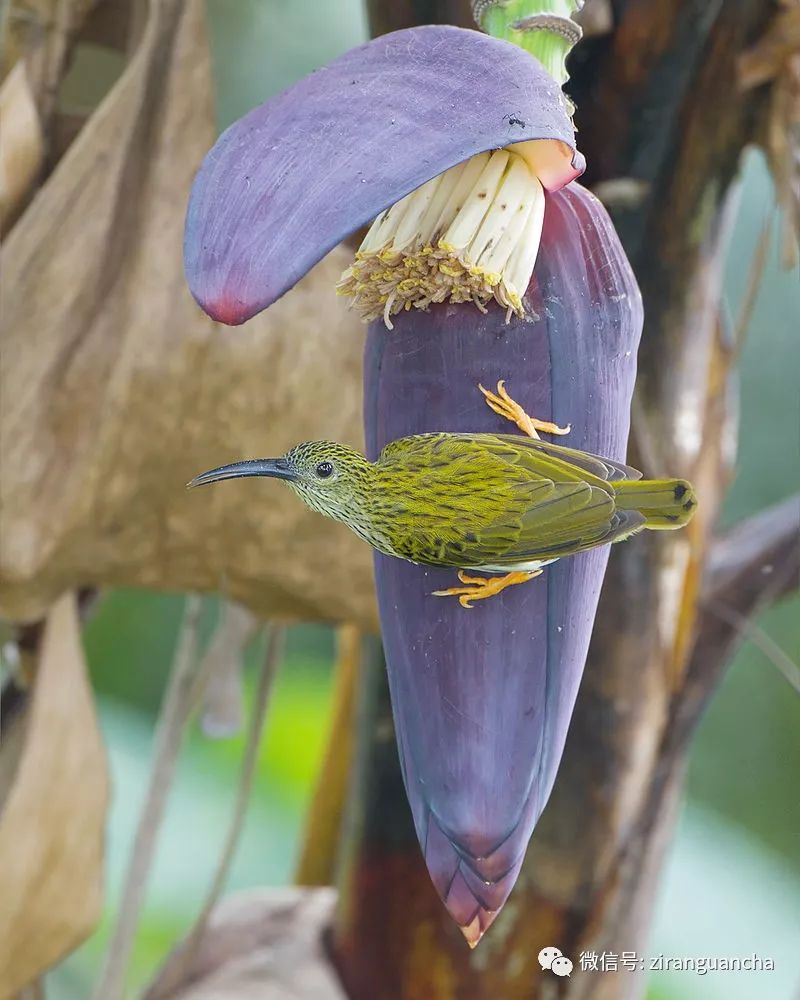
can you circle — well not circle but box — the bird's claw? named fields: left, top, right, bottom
left=432, top=568, right=542, bottom=607
left=478, top=379, right=571, bottom=439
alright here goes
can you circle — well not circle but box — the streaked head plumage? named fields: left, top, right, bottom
left=278, top=441, right=371, bottom=517
left=189, top=440, right=372, bottom=514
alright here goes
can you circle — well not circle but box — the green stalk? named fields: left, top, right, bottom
left=472, top=0, right=583, bottom=86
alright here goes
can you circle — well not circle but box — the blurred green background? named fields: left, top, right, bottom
left=49, top=1, right=799, bottom=997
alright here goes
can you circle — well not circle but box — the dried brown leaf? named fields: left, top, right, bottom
left=738, top=6, right=800, bottom=89
left=767, top=55, right=800, bottom=267
left=0, top=62, right=44, bottom=231
left=146, top=887, right=344, bottom=1000
left=2, top=0, right=99, bottom=123
left=0, top=0, right=374, bottom=630
left=739, top=5, right=800, bottom=266
left=0, top=592, right=109, bottom=996
left=3, top=0, right=98, bottom=76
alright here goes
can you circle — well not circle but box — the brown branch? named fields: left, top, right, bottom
left=675, top=493, right=800, bottom=730
left=707, top=606, right=800, bottom=693
left=295, top=625, right=361, bottom=887
left=92, top=595, right=203, bottom=1000
left=599, top=496, right=800, bottom=939
left=144, top=626, right=285, bottom=1000
left=705, top=493, right=800, bottom=605
left=640, top=495, right=800, bottom=830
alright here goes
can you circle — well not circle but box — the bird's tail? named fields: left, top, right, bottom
left=614, top=479, right=697, bottom=530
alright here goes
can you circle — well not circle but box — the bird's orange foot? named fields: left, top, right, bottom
left=432, top=569, right=542, bottom=608
left=479, top=380, right=570, bottom=440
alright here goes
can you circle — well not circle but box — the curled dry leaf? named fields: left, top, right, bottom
left=0, top=62, right=44, bottom=232
left=738, top=5, right=800, bottom=89
left=574, top=0, right=614, bottom=38
left=1, top=0, right=98, bottom=115
left=0, top=0, right=375, bottom=629
left=0, top=592, right=109, bottom=995
left=739, top=4, right=800, bottom=266
left=146, top=887, right=344, bottom=1000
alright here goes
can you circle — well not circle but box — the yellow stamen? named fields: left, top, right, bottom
left=337, top=149, right=546, bottom=327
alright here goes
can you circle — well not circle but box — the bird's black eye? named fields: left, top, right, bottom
left=315, top=461, right=334, bottom=479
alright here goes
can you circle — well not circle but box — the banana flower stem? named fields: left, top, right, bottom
left=473, top=0, right=584, bottom=85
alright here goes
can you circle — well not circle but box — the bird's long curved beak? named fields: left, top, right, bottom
left=188, top=458, right=297, bottom=488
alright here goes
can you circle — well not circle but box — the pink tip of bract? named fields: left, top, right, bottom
left=452, top=895, right=499, bottom=949
left=423, top=810, right=523, bottom=947
left=199, top=292, right=252, bottom=326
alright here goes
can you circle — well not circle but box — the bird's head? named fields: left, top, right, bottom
left=189, top=441, right=374, bottom=523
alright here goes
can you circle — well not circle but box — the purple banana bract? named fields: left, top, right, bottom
left=363, top=183, right=642, bottom=942
left=184, top=25, right=582, bottom=325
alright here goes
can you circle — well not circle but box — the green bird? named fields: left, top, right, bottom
left=190, top=382, right=697, bottom=607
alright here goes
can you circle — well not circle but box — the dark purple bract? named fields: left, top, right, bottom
left=363, top=183, right=643, bottom=940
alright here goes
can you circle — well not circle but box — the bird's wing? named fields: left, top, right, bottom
left=439, top=436, right=643, bottom=565
left=444, top=479, right=624, bottom=566
left=380, top=432, right=641, bottom=483
left=378, top=433, right=643, bottom=568
left=458, top=433, right=643, bottom=483
left=501, top=495, right=646, bottom=562
left=445, top=485, right=646, bottom=567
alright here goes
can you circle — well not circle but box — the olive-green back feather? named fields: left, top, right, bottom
left=373, top=433, right=645, bottom=568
